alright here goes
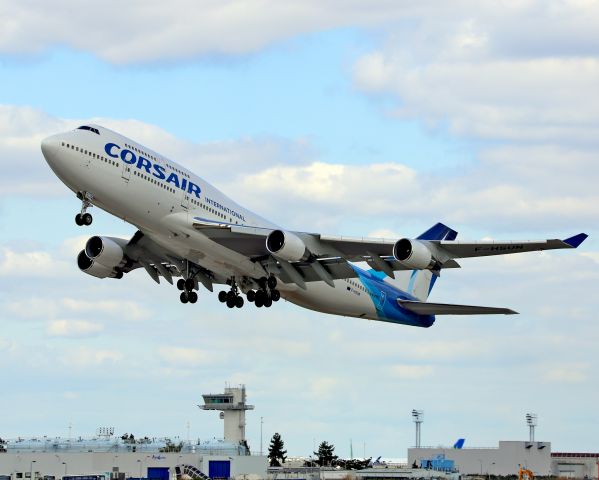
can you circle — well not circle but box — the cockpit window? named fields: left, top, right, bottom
left=77, top=125, right=100, bottom=135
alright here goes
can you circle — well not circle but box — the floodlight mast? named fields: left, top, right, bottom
left=526, top=413, right=537, bottom=442
left=412, top=410, right=423, bottom=448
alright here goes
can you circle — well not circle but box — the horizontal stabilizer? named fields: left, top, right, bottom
left=398, top=299, right=517, bottom=315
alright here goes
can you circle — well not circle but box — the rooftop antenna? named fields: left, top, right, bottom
left=526, top=413, right=537, bottom=442
left=412, top=410, right=423, bottom=448
left=96, top=427, right=114, bottom=438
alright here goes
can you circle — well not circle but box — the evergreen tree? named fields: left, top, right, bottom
left=314, top=441, right=338, bottom=466
left=268, top=433, right=287, bottom=467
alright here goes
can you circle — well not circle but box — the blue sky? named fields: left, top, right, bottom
left=1, top=0, right=598, bottom=460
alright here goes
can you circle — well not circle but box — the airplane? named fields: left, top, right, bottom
left=40, top=124, right=588, bottom=328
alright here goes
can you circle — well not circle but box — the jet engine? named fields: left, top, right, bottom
left=266, top=230, right=309, bottom=262
left=77, top=236, right=126, bottom=279
left=393, top=238, right=436, bottom=270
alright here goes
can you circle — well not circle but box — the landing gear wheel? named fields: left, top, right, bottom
left=188, top=291, right=198, bottom=304
left=82, top=213, right=93, bottom=226
left=226, top=297, right=236, bottom=308
left=246, top=290, right=256, bottom=302
left=271, top=289, right=281, bottom=302
left=218, top=291, right=227, bottom=303
left=180, top=292, right=189, bottom=304
left=235, top=296, right=244, bottom=308
left=75, top=214, right=83, bottom=226
left=184, top=278, right=195, bottom=291
left=255, top=297, right=264, bottom=308
left=267, top=276, right=277, bottom=289
left=177, top=279, right=185, bottom=291
left=255, top=290, right=266, bottom=304
left=227, top=290, right=236, bottom=302
left=264, top=297, right=273, bottom=308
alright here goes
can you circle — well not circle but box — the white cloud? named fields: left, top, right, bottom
left=59, top=347, right=123, bottom=366
left=158, top=346, right=213, bottom=366
left=543, top=363, right=589, bottom=384
left=0, top=246, right=70, bottom=277
left=308, top=377, right=342, bottom=398
left=0, top=105, right=312, bottom=199
left=353, top=3, right=599, bottom=145
left=61, top=298, right=151, bottom=322
left=0, top=1, right=468, bottom=64
left=0, top=336, right=15, bottom=352
left=47, top=319, right=104, bottom=338
left=63, top=391, right=81, bottom=400
left=3, top=104, right=595, bottom=231
left=390, top=364, right=434, bottom=379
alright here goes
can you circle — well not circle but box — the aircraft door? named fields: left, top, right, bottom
left=121, top=164, right=131, bottom=181
left=79, top=146, right=90, bottom=168
left=181, top=189, right=190, bottom=210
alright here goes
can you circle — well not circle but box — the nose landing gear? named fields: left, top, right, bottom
left=75, top=192, right=94, bottom=226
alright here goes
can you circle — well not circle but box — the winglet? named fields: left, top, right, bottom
left=563, top=233, right=588, bottom=248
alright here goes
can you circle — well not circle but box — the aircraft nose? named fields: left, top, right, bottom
left=41, top=135, right=58, bottom=158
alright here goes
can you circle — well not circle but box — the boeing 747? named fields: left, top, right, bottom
left=40, top=125, right=587, bottom=327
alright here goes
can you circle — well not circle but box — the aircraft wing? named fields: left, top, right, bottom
left=82, top=230, right=222, bottom=290
left=192, top=217, right=587, bottom=287
left=430, top=233, right=588, bottom=259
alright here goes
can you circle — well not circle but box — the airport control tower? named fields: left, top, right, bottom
left=201, top=385, right=254, bottom=444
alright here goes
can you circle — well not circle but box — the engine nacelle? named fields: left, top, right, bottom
left=85, top=236, right=125, bottom=267
left=266, top=230, right=309, bottom=262
left=77, top=250, right=122, bottom=279
left=393, top=238, right=436, bottom=270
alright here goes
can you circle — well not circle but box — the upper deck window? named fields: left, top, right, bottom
left=77, top=125, right=100, bottom=135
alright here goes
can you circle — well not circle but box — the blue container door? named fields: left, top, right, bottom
left=208, top=461, right=230, bottom=479
left=147, top=468, right=169, bottom=480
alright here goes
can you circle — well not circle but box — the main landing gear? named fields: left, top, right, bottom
left=246, top=276, right=280, bottom=309
left=218, top=279, right=244, bottom=309
left=75, top=192, right=93, bottom=226
left=177, top=277, right=198, bottom=304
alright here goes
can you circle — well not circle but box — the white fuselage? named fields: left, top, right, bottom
left=41, top=125, right=430, bottom=326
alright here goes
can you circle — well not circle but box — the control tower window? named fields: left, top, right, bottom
left=77, top=125, right=100, bottom=135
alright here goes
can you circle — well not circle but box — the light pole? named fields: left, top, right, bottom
left=30, top=460, right=36, bottom=480
left=137, top=459, right=142, bottom=478
left=260, top=417, right=264, bottom=456
left=412, top=410, right=423, bottom=448
left=478, top=459, right=483, bottom=475
left=62, top=462, right=67, bottom=476
left=488, top=462, right=495, bottom=480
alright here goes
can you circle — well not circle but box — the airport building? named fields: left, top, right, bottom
left=0, top=386, right=267, bottom=480
left=407, top=412, right=598, bottom=478
left=409, top=441, right=552, bottom=476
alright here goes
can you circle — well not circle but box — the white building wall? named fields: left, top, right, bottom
left=0, top=452, right=267, bottom=479
left=224, top=411, right=244, bottom=445
left=551, top=455, right=599, bottom=479
left=408, top=441, right=552, bottom=476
